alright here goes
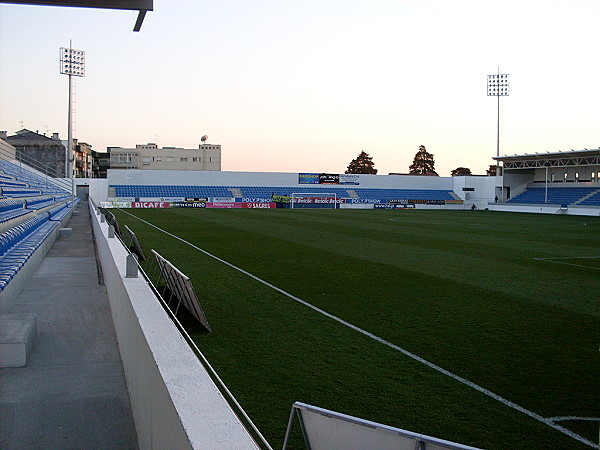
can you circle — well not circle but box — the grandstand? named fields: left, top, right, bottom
left=493, top=148, right=600, bottom=213
left=507, top=187, right=600, bottom=206
left=111, top=184, right=458, bottom=204
left=0, top=157, right=77, bottom=304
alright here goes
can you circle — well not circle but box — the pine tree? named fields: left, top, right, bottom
left=450, top=167, right=472, bottom=176
left=345, top=151, right=378, bottom=174
left=408, top=145, right=438, bottom=175
left=486, top=164, right=497, bottom=176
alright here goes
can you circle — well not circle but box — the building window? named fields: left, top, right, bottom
left=192, top=157, right=197, bottom=162
left=143, top=157, right=151, bottom=163
left=155, top=157, right=161, bottom=162
left=166, top=157, right=174, bottom=162
left=180, top=157, right=188, bottom=162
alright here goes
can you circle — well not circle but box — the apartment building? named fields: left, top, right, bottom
left=109, top=142, right=221, bottom=171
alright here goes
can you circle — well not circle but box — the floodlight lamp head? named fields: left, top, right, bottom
left=201, top=135, right=208, bottom=143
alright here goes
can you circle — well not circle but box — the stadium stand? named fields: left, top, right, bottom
left=577, top=189, right=600, bottom=206
left=506, top=187, right=598, bottom=206
left=25, top=196, right=56, bottom=210
left=111, top=184, right=457, bottom=203
left=0, top=158, right=73, bottom=294
left=0, top=213, right=59, bottom=290
left=0, top=199, right=28, bottom=223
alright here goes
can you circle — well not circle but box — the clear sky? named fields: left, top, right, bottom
left=1, top=0, right=599, bottom=176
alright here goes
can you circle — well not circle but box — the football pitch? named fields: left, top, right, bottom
left=111, top=207, right=599, bottom=449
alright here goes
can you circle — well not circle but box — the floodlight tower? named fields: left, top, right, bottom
left=60, top=42, right=85, bottom=198
left=487, top=70, right=509, bottom=172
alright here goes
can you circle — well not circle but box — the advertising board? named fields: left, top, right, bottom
left=299, top=173, right=320, bottom=184
left=131, top=202, right=170, bottom=208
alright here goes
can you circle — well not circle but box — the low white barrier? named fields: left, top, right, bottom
left=89, top=200, right=259, bottom=450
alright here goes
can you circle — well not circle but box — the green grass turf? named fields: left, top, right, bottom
left=112, top=208, right=600, bottom=449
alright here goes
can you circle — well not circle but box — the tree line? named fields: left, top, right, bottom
left=345, top=146, right=497, bottom=176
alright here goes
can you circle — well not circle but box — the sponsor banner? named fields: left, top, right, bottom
left=388, top=199, right=409, bottom=204
left=339, top=174, right=359, bottom=185
left=131, top=202, right=170, bottom=208
left=171, top=202, right=206, bottom=208
left=374, top=203, right=415, bottom=209
left=100, top=201, right=131, bottom=208
left=185, top=197, right=208, bottom=202
left=319, top=173, right=339, bottom=184
left=300, top=172, right=354, bottom=185
left=138, top=197, right=182, bottom=202
left=111, top=197, right=135, bottom=202
left=205, top=202, right=276, bottom=208
left=426, top=200, right=446, bottom=205
left=242, top=197, right=274, bottom=203
left=299, top=173, right=320, bottom=184
left=243, top=202, right=276, bottom=209
left=350, top=198, right=382, bottom=204
left=207, top=202, right=240, bottom=208
left=293, top=197, right=345, bottom=204
left=210, top=197, right=236, bottom=202
left=446, top=199, right=464, bottom=204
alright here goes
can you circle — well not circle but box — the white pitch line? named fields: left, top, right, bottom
left=548, top=417, right=600, bottom=422
left=121, top=209, right=599, bottom=449
left=535, top=256, right=600, bottom=260
left=533, top=258, right=600, bottom=271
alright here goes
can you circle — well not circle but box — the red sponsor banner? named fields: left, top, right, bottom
left=207, top=202, right=276, bottom=209
left=207, top=202, right=241, bottom=208
left=131, top=202, right=170, bottom=208
left=243, top=202, right=276, bottom=209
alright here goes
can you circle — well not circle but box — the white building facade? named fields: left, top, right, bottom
left=109, top=142, right=221, bottom=171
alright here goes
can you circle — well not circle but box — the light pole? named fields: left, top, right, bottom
left=60, top=43, right=85, bottom=200
left=487, top=70, right=509, bottom=199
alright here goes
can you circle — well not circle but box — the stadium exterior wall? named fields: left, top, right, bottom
left=89, top=201, right=259, bottom=450
left=106, top=169, right=456, bottom=190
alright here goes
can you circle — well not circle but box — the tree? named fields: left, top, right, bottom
left=345, top=150, right=378, bottom=174
left=486, top=164, right=497, bottom=176
left=450, top=167, right=472, bottom=177
left=408, top=145, right=438, bottom=175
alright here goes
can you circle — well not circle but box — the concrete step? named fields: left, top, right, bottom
left=0, top=313, right=36, bottom=367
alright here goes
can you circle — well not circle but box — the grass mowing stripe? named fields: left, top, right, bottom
left=119, top=208, right=599, bottom=449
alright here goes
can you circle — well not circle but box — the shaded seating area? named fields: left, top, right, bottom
left=507, top=187, right=599, bottom=206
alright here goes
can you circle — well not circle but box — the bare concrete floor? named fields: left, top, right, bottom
left=0, top=202, right=138, bottom=449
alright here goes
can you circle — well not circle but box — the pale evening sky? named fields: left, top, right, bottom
left=0, top=0, right=598, bottom=176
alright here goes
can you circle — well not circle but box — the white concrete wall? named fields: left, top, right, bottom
left=89, top=202, right=260, bottom=450
left=452, top=176, right=497, bottom=208
left=107, top=169, right=455, bottom=190
left=89, top=179, right=109, bottom=203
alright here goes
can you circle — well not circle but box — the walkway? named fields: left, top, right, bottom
left=0, top=201, right=138, bottom=449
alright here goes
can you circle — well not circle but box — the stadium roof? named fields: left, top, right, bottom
left=0, top=0, right=153, bottom=31
left=493, top=148, right=600, bottom=170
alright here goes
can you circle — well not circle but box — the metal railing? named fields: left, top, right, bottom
left=0, top=146, right=71, bottom=194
